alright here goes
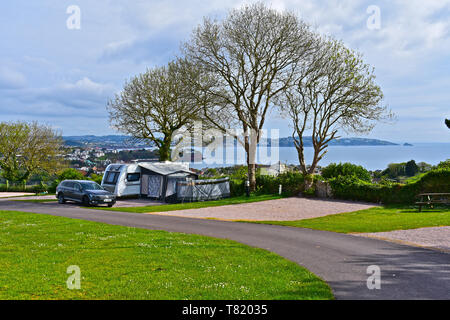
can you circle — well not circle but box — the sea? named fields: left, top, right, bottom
left=189, top=143, right=450, bottom=171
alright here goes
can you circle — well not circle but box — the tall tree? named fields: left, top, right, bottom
left=184, top=3, right=315, bottom=191
left=107, top=59, right=203, bottom=161
left=405, top=160, right=419, bottom=177
left=279, top=39, right=389, bottom=187
left=0, top=121, right=64, bottom=183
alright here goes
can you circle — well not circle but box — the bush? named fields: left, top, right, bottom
left=57, top=168, right=86, bottom=181
left=261, top=172, right=305, bottom=196
left=30, top=182, right=48, bottom=194
left=436, top=159, right=450, bottom=170
left=329, top=168, right=450, bottom=204
left=405, top=160, right=419, bottom=177
left=0, top=182, right=48, bottom=193
left=322, top=163, right=372, bottom=182
left=229, top=171, right=305, bottom=197
left=89, top=173, right=103, bottom=185
left=230, top=179, right=245, bottom=197
left=0, top=184, right=25, bottom=192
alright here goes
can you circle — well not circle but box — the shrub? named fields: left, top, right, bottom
left=321, top=163, right=372, bottom=182
left=276, top=172, right=305, bottom=196
left=89, top=173, right=103, bottom=185
left=0, top=183, right=48, bottom=193
left=230, top=179, right=245, bottom=197
left=405, top=160, right=419, bottom=177
left=30, top=182, right=48, bottom=194
left=229, top=166, right=249, bottom=180
left=229, top=171, right=305, bottom=197
left=303, top=186, right=316, bottom=197
left=57, top=168, right=86, bottom=181
left=329, top=168, right=450, bottom=204
left=436, top=159, right=450, bottom=170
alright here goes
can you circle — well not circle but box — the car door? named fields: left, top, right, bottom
left=64, top=181, right=75, bottom=200
left=72, top=182, right=84, bottom=201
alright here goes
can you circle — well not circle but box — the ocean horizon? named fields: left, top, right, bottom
left=190, top=142, right=450, bottom=171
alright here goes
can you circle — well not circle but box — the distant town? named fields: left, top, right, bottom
left=62, top=135, right=408, bottom=177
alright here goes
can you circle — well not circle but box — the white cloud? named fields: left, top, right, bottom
left=1, top=77, right=116, bottom=116
left=59, top=77, right=114, bottom=96
left=0, top=66, right=27, bottom=89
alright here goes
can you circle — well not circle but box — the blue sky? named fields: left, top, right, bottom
left=0, top=0, right=449, bottom=143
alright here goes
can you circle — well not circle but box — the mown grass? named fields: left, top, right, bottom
left=248, top=205, right=450, bottom=233
left=94, top=194, right=284, bottom=213
left=0, top=210, right=332, bottom=300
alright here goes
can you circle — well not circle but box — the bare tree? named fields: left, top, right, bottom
left=107, top=59, right=204, bottom=161
left=279, top=39, right=390, bottom=187
left=0, top=121, right=64, bottom=183
left=184, top=3, right=315, bottom=191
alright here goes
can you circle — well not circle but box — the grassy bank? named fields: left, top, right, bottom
left=95, top=194, right=284, bottom=214
left=248, top=205, right=450, bottom=233
left=0, top=210, right=332, bottom=300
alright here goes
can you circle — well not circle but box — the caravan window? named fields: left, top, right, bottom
left=105, top=171, right=120, bottom=184
left=127, top=173, right=140, bottom=182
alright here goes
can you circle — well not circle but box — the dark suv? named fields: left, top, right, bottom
left=56, top=180, right=116, bottom=207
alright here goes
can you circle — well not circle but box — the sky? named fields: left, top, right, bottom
left=0, top=0, right=449, bottom=143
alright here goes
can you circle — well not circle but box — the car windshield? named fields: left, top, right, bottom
left=80, top=182, right=104, bottom=191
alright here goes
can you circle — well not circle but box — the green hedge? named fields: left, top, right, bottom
left=229, top=172, right=305, bottom=197
left=230, top=179, right=245, bottom=197
left=256, top=172, right=305, bottom=196
left=329, top=168, right=450, bottom=204
left=322, top=163, right=372, bottom=182
left=0, top=182, right=48, bottom=194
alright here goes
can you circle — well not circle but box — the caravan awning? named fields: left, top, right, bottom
left=138, top=163, right=197, bottom=176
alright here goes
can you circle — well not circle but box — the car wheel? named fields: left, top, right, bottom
left=82, top=196, right=91, bottom=207
left=107, top=203, right=114, bottom=207
left=58, top=193, right=65, bottom=204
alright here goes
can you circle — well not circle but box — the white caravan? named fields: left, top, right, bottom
left=101, top=161, right=197, bottom=199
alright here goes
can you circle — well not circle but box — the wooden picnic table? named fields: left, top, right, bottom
left=416, top=193, right=450, bottom=212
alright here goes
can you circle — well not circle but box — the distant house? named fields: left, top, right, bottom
left=258, top=161, right=287, bottom=176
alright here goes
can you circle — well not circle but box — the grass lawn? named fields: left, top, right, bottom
left=249, top=205, right=450, bottom=233
left=0, top=210, right=332, bottom=300
left=95, top=194, right=284, bottom=214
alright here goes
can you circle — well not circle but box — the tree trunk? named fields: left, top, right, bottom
left=295, top=145, right=308, bottom=175
left=295, top=142, right=317, bottom=193
left=158, top=135, right=172, bottom=161
left=307, top=144, right=322, bottom=175
left=304, top=174, right=314, bottom=190
left=245, top=131, right=258, bottom=192
left=248, top=162, right=256, bottom=192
